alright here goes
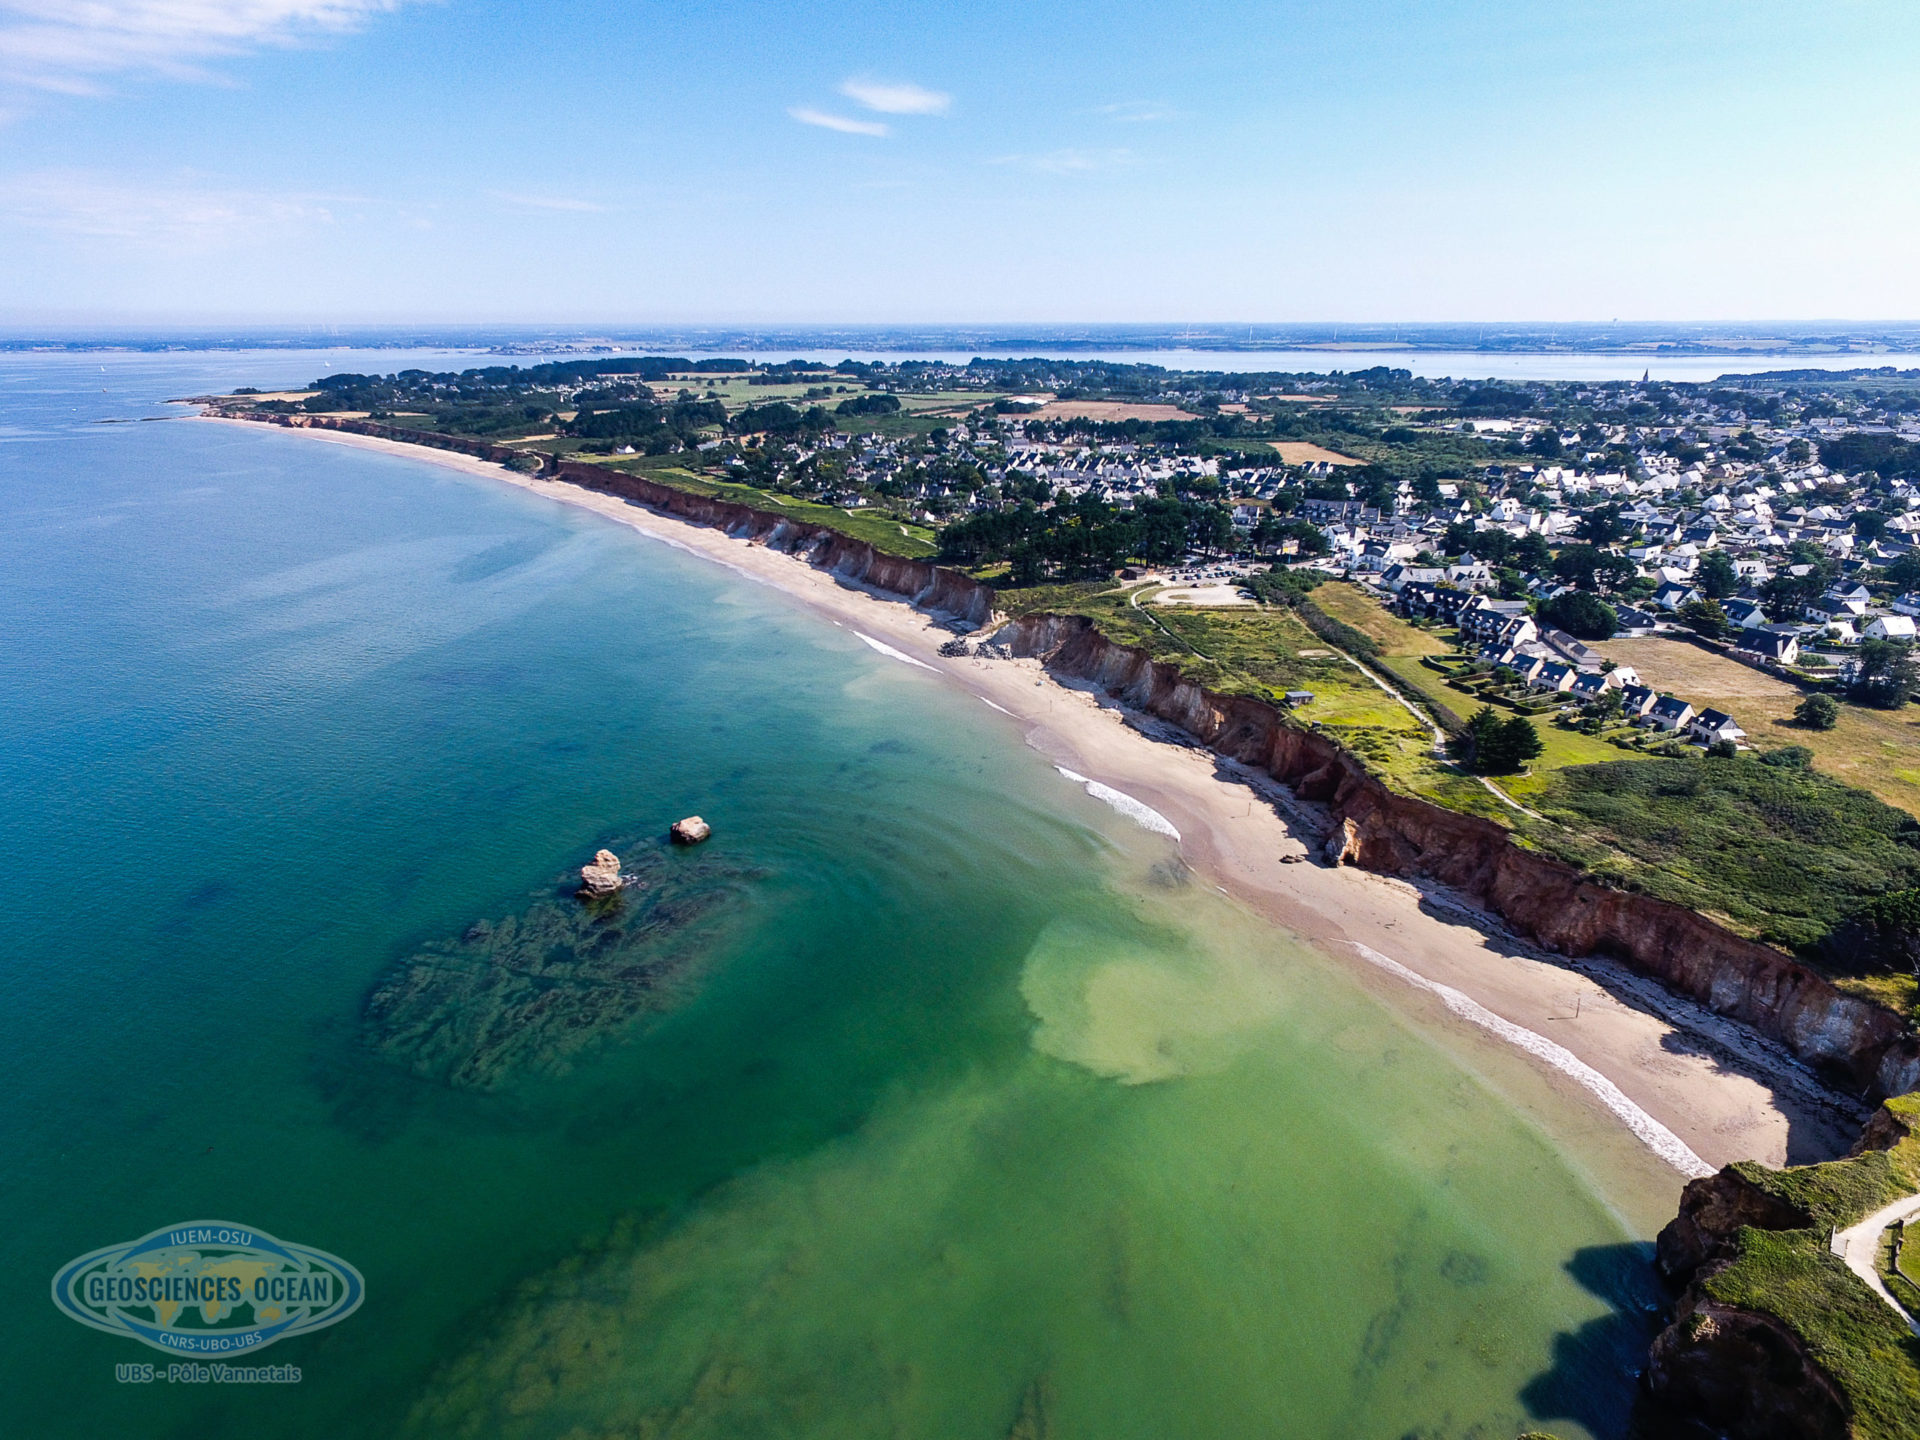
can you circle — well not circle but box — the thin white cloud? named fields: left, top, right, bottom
left=0, top=169, right=355, bottom=247
left=487, top=190, right=605, bottom=214
left=839, top=78, right=949, bottom=116
left=789, top=106, right=888, bottom=137
left=991, top=148, right=1133, bottom=175
left=0, top=0, right=412, bottom=97
left=1096, top=101, right=1175, bottom=123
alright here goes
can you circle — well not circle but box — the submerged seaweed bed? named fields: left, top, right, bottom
left=363, top=837, right=764, bottom=1089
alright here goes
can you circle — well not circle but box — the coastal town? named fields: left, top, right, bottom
left=262, top=357, right=1920, bottom=761
left=22, top=0, right=1920, bottom=1433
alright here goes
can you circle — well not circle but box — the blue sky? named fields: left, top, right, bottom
left=1, top=0, right=1916, bottom=324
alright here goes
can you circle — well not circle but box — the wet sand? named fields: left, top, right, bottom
left=213, top=419, right=1865, bottom=1193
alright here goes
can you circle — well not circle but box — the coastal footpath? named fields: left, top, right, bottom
left=219, top=409, right=1920, bottom=1438
left=246, top=410, right=1920, bottom=1104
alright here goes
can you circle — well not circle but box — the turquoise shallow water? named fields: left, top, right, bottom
left=0, top=353, right=1663, bottom=1439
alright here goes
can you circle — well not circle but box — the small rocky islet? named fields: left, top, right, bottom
left=363, top=829, right=756, bottom=1090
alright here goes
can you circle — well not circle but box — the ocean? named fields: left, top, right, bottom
left=0, top=351, right=1664, bottom=1439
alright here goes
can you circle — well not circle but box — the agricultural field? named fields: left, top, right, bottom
left=658, top=373, right=1012, bottom=436
left=1597, top=636, right=1920, bottom=819
left=1025, top=400, right=1199, bottom=423
left=1267, top=441, right=1364, bottom=466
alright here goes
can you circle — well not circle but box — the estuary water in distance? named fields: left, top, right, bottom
left=2, top=351, right=1664, bottom=1439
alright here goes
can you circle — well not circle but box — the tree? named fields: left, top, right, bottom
left=1761, top=569, right=1825, bottom=616
left=1540, top=589, right=1618, bottom=639
left=1854, top=509, right=1889, bottom=543
left=1794, top=694, right=1840, bottom=731
left=1678, top=599, right=1731, bottom=640
left=1550, top=544, right=1636, bottom=594
left=1497, top=715, right=1543, bottom=772
left=1513, top=533, right=1552, bottom=572
left=1442, top=520, right=1479, bottom=557
left=1576, top=504, right=1626, bottom=545
left=1281, top=520, right=1330, bottom=557
left=1192, top=505, right=1235, bottom=557
left=1577, top=687, right=1625, bottom=734
left=1849, top=640, right=1919, bottom=709
left=1449, top=706, right=1543, bottom=774
left=1886, top=551, right=1920, bottom=593
left=1449, top=706, right=1504, bottom=772
left=1696, top=549, right=1738, bottom=599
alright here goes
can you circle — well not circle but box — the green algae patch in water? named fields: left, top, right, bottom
left=1020, top=913, right=1289, bottom=1085
left=0, top=356, right=1663, bottom=1440
left=403, top=880, right=1657, bottom=1440
left=364, top=839, right=765, bottom=1089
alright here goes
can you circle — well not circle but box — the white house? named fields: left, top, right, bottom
left=1653, top=581, right=1701, bottom=612
left=1740, top=630, right=1801, bottom=666
left=1688, top=708, right=1747, bottom=748
left=1863, top=615, right=1919, bottom=642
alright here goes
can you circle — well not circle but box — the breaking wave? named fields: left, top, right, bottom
left=1349, top=942, right=1712, bottom=1178
left=1055, top=767, right=1181, bottom=841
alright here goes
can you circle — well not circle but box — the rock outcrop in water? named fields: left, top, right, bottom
left=579, top=848, right=623, bottom=896
left=364, top=842, right=761, bottom=1089
left=670, top=816, right=711, bottom=846
left=1645, top=1297, right=1850, bottom=1440
left=246, top=414, right=1920, bottom=1099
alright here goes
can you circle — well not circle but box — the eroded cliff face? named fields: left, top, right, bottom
left=998, top=612, right=1920, bottom=1100
left=1655, top=1168, right=1813, bottom=1280
left=261, top=415, right=997, bottom=626
left=1645, top=1291, right=1851, bottom=1440
left=249, top=414, right=1918, bottom=1099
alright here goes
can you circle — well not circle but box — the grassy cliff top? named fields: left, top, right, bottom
left=1703, top=1097, right=1920, bottom=1440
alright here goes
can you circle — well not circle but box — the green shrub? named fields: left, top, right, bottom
left=1534, top=755, right=1920, bottom=954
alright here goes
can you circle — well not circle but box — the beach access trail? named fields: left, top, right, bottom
left=213, top=419, right=1870, bottom=1212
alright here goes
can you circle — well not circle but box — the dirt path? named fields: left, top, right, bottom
left=1830, top=1194, right=1920, bottom=1337
left=206, top=415, right=1873, bottom=1198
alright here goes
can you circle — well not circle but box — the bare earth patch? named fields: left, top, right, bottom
left=1149, top=585, right=1256, bottom=608
left=1028, top=400, right=1200, bottom=422
left=1270, top=441, right=1364, bottom=466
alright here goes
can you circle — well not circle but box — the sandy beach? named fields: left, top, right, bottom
left=212, top=418, right=1867, bottom=1201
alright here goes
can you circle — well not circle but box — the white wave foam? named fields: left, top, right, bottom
left=1349, top=942, right=1713, bottom=1178
left=979, top=697, right=1015, bottom=716
left=1055, top=767, right=1181, bottom=841
left=854, top=632, right=938, bottom=671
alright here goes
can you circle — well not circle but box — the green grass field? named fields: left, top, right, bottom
left=1700, top=1097, right=1920, bottom=1440
left=584, top=458, right=939, bottom=558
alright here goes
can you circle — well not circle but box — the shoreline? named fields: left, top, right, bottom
left=204, top=415, right=1870, bottom=1199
